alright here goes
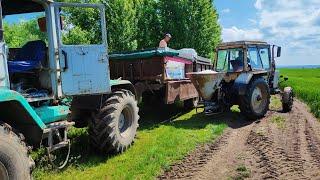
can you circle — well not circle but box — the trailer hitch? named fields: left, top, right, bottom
left=43, top=121, right=74, bottom=169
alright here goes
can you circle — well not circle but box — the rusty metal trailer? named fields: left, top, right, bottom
left=109, top=48, right=212, bottom=107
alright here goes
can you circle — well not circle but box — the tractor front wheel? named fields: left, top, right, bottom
left=282, top=87, right=294, bottom=113
left=184, top=97, right=199, bottom=110
left=0, top=123, right=34, bottom=180
left=239, top=78, right=270, bottom=120
left=89, top=90, right=139, bottom=153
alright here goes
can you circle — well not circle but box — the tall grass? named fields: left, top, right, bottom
left=280, top=68, right=320, bottom=118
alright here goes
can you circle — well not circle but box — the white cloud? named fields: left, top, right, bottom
left=254, top=0, right=263, bottom=10
left=221, top=8, right=231, bottom=13
left=255, top=0, right=320, bottom=65
left=222, top=26, right=263, bottom=42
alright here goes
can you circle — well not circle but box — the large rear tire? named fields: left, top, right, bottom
left=239, top=78, right=270, bottom=120
left=89, top=90, right=139, bottom=153
left=0, top=123, right=34, bottom=180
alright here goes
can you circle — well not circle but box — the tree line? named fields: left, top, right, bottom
left=4, top=0, right=221, bottom=58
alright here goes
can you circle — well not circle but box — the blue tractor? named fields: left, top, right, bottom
left=0, top=1, right=139, bottom=179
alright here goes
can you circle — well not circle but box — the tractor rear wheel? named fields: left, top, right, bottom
left=239, top=78, right=270, bottom=120
left=89, top=90, right=139, bottom=153
left=0, top=123, right=34, bottom=180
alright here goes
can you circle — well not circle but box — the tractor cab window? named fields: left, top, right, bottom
left=248, top=47, right=270, bottom=70
left=2, top=1, right=53, bottom=101
left=216, top=48, right=244, bottom=72
left=59, top=6, right=103, bottom=45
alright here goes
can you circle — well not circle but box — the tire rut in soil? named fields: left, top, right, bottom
left=158, top=131, right=232, bottom=179
left=305, top=120, right=320, bottom=167
left=246, top=105, right=315, bottom=180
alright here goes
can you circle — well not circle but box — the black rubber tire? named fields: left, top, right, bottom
left=282, top=87, right=294, bottom=113
left=89, top=90, right=139, bottom=153
left=184, top=97, right=199, bottom=110
left=0, top=122, right=34, bottom=180
left=239, top=78, right=270, bottom=120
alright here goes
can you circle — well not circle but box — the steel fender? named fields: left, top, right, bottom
left=282, top=87, right=293, bottom=103
left=233, top=73, right=254, bottom=95
left=110, top=79, right=137, bottom=97
left=0, top=89, right=46, bottom=129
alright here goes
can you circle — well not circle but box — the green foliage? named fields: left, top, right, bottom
left=3, top=0, right=221, bottom=57
left=158, top=0, right=221, bottom=58
left=135, top=0, right=161, bottom=49
left=3, top=20, right=47, bottom=48
left=280, top=68, right=320, bottom=118
left=103, top=0, right=138, bottom=51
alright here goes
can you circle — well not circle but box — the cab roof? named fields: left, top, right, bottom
left=218, top=41, right=269, bottom=49
left=2, top=0, right=52, bottom=16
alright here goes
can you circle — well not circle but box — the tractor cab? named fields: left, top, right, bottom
left=214, top=41, right=282, bottom=93
left=0, top=0, right=111, bottom=103
left=0, top=0, right=114, bottom=172
left=215, top=41, right=281, bottom=73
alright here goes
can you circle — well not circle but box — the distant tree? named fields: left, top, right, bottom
left=158, top=0, right=221, bottom=58
left=135, top=0, right=161, bottom=49
left=3, top=20, right=47, bottom=48
left=102, top=0, right=138, bottom=52
left=3, top=0, right=221, bottom=57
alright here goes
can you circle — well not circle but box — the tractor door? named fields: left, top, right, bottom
left=54, top=3, right=110, bottom=96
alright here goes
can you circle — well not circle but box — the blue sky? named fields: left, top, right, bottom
left=215, top=0, right=320, bottom=66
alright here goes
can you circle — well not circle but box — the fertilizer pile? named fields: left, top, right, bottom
left=196, top=70, right=218, bottom=74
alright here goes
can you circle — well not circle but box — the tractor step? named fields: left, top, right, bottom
left=43, top=120, right=74, bottom=153
left=43, top=121, right=74, bottom=169
left=43, top=121, right=74, bottom=134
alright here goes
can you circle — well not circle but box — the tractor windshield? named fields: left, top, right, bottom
left=216, top=48, right=244, bottom=72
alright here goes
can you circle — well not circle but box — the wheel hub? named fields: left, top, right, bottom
left=251, top=86, right=266, bottom=113
left=0, top=162, right=9, bottom=180
left=118, top=113, right=125, bottom=131
left=118, top=105, right=134, bottom=137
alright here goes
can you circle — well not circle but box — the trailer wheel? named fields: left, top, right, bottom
left=282, top=87, right=294, bottom=113
left=0, top=122, right=34, bottom=180
left=184, top=97, right=199, bottom=110
left=239, top=78, right=270, bottom=120
left=89, top=90, right=139, bottom=153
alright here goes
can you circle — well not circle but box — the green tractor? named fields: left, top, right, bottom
left=0, top=1, right=139, bottom=179
left=188, top=41, right=293, bottom=119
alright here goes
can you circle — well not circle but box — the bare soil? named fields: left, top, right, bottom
left=159, top=99, right=320, bottom=180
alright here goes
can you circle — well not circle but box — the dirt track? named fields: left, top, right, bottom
left=159, top=99, right=320, bottom=180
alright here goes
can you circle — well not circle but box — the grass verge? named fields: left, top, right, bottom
left=280, top=68, right=320, bottom=118
left=33, top=105, right=227, bottom=180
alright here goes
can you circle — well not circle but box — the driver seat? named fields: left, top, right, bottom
left=8, top=40, right=46, bottom=73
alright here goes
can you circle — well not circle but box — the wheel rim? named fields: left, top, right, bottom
left=0, top=162, right=9, bottom=180
left=251, top=86, right=267, bottom=114
left=118, top=105, right=134, bottom=137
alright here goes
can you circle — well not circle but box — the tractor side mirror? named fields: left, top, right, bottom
left=277, top=47, right=281, bottom=57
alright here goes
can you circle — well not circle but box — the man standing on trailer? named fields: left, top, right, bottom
left=159, top=33, right=172, bottom=48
